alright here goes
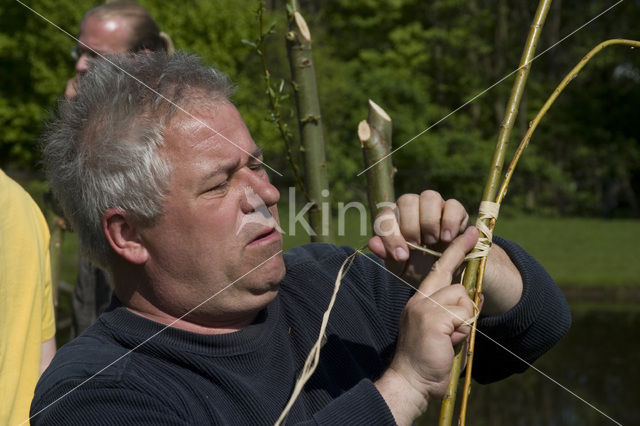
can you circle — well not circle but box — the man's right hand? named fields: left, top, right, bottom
left=374, top=226, right=478, bottom=425
left=65, top=76, right=79, bottom=99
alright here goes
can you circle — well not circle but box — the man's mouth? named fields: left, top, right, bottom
left=248, top=227, right=278, bottom=245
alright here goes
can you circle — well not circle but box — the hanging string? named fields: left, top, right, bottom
left=274, top=248, right=363, bottom=426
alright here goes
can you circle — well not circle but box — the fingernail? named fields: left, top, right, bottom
left=394, top=247, right=408, bottom=261
left=442, top=230, right=451, bottom=241
left=425, top=235, right=437, bottom=245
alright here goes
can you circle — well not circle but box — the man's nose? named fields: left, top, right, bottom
left=75, top=54, right=91, bottom=73
left=241, top=175, right=280, bottom=214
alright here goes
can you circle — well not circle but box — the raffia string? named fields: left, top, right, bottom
left=406, top=201, right=500, bottom=261
left=274, top=248, right=363, bottom=426
left=468, top=201, right=500, bottom=259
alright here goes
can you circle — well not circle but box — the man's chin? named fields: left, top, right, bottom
left=241, top=253, right=285, bottom=292
left=258, top=257, right=286, bottom=292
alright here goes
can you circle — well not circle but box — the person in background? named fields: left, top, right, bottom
left=31, top=52, right=570, bottom=425
left=65, top=0, right=172, bottom=336
left=65, top=0, right=172, bottom=98
left=0, top=170, right=56, bottom=425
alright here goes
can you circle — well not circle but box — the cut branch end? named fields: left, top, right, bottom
left=294, top=11, right=311, bottom=42
left=357, top=120, right=371, bottom=143
left=368, top=99, right=391, bottom=122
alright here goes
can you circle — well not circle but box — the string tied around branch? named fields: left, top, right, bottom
left=406, top=201, right=500, bottom=261
left=467, top=201, right=500, bottom=259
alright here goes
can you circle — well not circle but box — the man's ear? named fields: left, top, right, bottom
left=102, top=208, right=149, bottom=265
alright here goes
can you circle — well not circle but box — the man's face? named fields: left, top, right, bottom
left=137, top=100, right=285, bottom=326
left=74, top=14, right=133, bottom=74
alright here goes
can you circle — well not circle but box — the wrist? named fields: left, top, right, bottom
left=375, top=368, right=429, bottom=426
left=482, top=244, right=523, bottom=316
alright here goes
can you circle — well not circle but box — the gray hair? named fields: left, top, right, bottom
left=42, top=52, right=234, bottom=268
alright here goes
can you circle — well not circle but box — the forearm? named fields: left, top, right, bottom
left=309, top=379, right=397, bottom=425
left=472, top=236, right=571, bottom=383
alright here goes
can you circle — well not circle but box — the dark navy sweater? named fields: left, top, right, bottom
left=31, top=240, right=570, bottom=425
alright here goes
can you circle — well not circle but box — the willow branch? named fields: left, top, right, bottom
left=459, top=38, right=640, bottom=425
left=358, top=100, right=396, bottom=226
left=286, top=9, right=332, bottom=242
left=287, top=0, right=300, bottom=13
left=496, top=39, right=640, bottom=205
left=253, top=2, right=309, bottom=201
left=439, top=1, right=552, bottom=425
left=458, top=253, right=489, bottom=426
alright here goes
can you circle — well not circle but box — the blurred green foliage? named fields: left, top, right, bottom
left=2, top=0, right=640, bottom=217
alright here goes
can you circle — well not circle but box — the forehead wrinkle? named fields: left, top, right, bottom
left=197, top=145, right=263, bottom=187
left=192, top=129, right=226, bottom=151
left=166, top=101, right=263, bottom=177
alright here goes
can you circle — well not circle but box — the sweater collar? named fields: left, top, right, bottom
left=98, top=295, right=281, bottom=356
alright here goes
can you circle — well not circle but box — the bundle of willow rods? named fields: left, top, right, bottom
left=439, top=1, right=553, bottom=423
left=456, top=39, right=640, bottom=426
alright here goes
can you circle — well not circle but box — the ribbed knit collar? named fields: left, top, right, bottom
left=98, top=295, right=281, bottom=356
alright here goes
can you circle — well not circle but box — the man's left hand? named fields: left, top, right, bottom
left=368, top=190, right=469, bottom=286
left=368, top=190, right=523, bottom=316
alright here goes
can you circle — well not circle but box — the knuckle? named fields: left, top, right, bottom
left=445, top=197, right=463, bottom=208
left=420, top=189, right=442, bottom=201
left=450, top=283, right=466, bottom=293
left=430, top=260, right=453, bottom=282
left=379, top=203, right=397, bottom=216
left=397, top=193, right=418, bottom=208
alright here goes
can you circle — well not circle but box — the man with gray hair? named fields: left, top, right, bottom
left=31, top=52, right=570, bottom=425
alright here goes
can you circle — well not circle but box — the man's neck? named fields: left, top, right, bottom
left=111, top=265, right=263, bottom=335
left=124, top=303, right=258, bottom=335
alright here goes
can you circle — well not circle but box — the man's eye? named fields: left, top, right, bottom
left=210, top=181, right=228, bottom=191
left=249, top=163, right=265, bottom=172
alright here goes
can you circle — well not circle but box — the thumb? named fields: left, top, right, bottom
left=418, top=226, right=478, bottom=296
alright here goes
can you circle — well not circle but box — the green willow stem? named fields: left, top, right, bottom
left=496, top=39, right=640, bottom=205
left=439, top=1, right=552, bottom=425
left=459, top=38, right=640, bottom=425
left=256, top=2, right=309, bottom=202
left=458, top=253, right=489, bottom=426
left=358, top=99, right=396, bottom=226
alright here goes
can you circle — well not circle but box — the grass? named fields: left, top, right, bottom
left=495, top=217, right=640, bottom=287
left=278, top=205, right=373, bottom=251
left=278, top=209, right=640, bottom=288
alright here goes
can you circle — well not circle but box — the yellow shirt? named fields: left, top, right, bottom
left=0, top=170, right=56, bottom=425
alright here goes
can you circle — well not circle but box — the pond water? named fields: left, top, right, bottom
left=417, top=307, right=639, bottom=425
